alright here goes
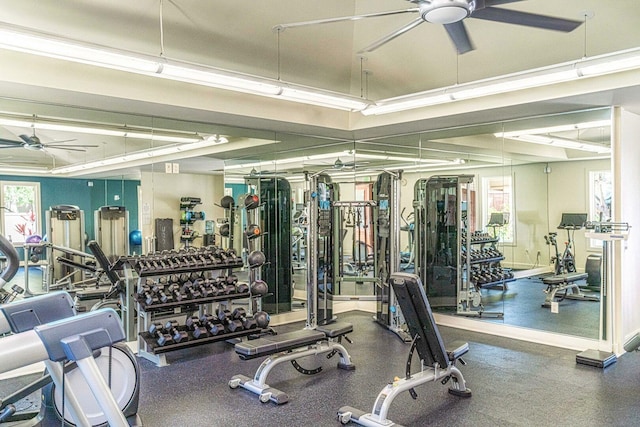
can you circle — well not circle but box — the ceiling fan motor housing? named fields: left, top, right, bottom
left=418, top=0, right=475, bottom=24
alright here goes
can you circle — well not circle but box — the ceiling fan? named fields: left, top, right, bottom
left=275, top=0, right=583, bottom=54
left=0, top=133, right=98, bottom=152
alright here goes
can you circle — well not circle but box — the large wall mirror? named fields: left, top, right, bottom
left=0, top=94, right=611, bottom=341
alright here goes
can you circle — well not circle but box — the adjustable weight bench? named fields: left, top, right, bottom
left=338, top=272, right=471, bottom=427
left=542, top=272, right=599, bottom=308
left=229, top=322, right=355, bottom=404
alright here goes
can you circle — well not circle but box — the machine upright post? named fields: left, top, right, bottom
left=306, top=174, right=319, bottom=329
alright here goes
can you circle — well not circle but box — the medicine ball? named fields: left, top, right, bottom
left=220, top=195, right=235, bottom=209
left=244, top=194, right=260, bottom=210
left=247, top=250, right=266, bottom=268
left=253, top=311, right=270, bottom=329
left=250, top=280, right=268, bottom=296
left=245, top=224, right=261, bottom=240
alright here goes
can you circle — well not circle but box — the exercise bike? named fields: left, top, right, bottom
left=544, top=232, right=576, bottom=275
left=0, top=233, right=142, bottom=426
left=544, top=213, right=587, bottom=276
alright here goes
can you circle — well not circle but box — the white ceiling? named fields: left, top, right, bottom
left=0, top=0, right=638, bottom=178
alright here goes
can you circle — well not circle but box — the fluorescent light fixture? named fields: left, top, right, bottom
left=363, top=47, right=640, bottom=115
left=494, top=119, right=611, bottom=153
left=0, top=166, right=49, bottom=175
left=500, top=134, right=610, bottom=154
left=0, top=22, right=370, bottom=111
left=355, top=153, right=452, bottom=164
left=160, top=63, right=282, bottom=96
left=224, top=151, right=350, bottom=170
left=279, top=86, right=371, bottom=111
left=495, top=120, right=611, bottom=138
left=50, top=136, right=228, bottom=175
left=0, top=113, right=204, bottom=143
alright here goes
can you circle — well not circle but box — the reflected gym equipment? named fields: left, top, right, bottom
left=307, top=173, right=338, bottom=327
left=245, top=177, right=292, bottom=314
left=414, top=176, right=501, bottom=317
left=95, top=205, right=129, bottom=259
left=372, top=171, right=409, bottom=341
left=45, top=205, right=86, bottom=288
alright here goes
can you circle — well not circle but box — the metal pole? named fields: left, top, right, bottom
left=306, top=174, right=318, bottom=329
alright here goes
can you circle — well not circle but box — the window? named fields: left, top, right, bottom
left=482, top=176, right=514, bottom=243
left=1, top=181, right=41, bottom=244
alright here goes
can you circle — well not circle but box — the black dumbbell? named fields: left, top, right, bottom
left=200, top=314, right=225, bottom=336
left=232, top=308, right=257, bottom=330
left=214, top=277, right=236, bottom=295
left=139, top=286, right=158, bottom=306
left=217, top=307, right=243, bottom=332
left=182, top=281, right=202, bottom=299
left=167, top=284, right=185, bottom=302
left=202, top=279, right=221, bottom=297
left=149, top=283, right=171, bottom=303
left=164, top=320, right=188, bottom=343
left=149, top=322, right=174, bottom=346
left=185, top=316, right=209, bottom=339
left=235, top=282, right=249, bottom=294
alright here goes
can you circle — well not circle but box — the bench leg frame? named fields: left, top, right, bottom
left=337, top=364, right=470, bottom=427
left=230, top=339, right=355, bottom=405
left=543, top=283, right=600, bottom=307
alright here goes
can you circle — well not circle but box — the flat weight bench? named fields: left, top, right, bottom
left=542, top=272, right=599, bottom=308
left=229, top=322, right=355, bottom=404
left=338, top=272, right=471, bottom=427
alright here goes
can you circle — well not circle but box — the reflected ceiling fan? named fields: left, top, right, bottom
left=275, top=0, right=583, bottom=54
left=0, top=133, right=98, bottom=152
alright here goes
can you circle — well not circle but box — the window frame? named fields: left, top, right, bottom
left=1, top=180, right=42, bottom=244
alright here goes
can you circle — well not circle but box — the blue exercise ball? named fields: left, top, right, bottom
left=129, top=230, right=142, bottom=246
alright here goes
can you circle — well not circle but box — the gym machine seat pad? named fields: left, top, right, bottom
left=235, top=322, right=353, bottom=359
left=542, top=272, right=588, bottom=285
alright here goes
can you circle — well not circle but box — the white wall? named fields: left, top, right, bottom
left=140, top=171, right=224, bottom=251
left=617, top=108, right=640, bottom=351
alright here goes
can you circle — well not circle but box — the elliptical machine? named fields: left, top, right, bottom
left=0, top=233, right=142, bottom=426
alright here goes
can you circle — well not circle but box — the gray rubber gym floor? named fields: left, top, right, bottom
left=3, top=310, right=640, bottom=426
left=134, top=311, right=638, bottom=427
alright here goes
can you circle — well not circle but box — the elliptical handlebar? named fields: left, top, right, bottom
left=0, top=234, right=19, bottom=286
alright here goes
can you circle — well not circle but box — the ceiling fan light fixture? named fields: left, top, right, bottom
left=421, top=1, right=472, bottom=24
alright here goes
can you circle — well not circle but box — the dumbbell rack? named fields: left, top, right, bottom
left=463, top=231, right=516, bottom=291
left=119, top=246, right=262, bottom=367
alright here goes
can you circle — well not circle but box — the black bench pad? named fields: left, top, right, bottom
left=316, top=322, right=353, bottom=338
left=235, top=329, right=326, bottom=359
left=542, top=272, right=588, bottom=285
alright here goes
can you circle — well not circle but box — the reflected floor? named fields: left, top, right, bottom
left=436, top=275, right=600, bottom=339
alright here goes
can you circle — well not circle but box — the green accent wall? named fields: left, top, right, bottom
left=1, top=175, right=140, bottom=240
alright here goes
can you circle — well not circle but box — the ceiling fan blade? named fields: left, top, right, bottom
left=0, top=138, right=21, bottom=146
left=444, top=21, right=475, bottom=54
left=44, top=146, right=88, bottom=152
left=49, top=138, right=78, bottom=144
left=477, top=0, right=524, bottom=7
left=274, top=8, right=419, bottom=30
left=44, top=143, right=99, bottom=148
left=471, top=7, right=582, bottom=32
left=0, top=145, right=19, bottom=149
left=18, top=134, right=32, bottom=143
left=359, top=17, right=425, bottom=53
